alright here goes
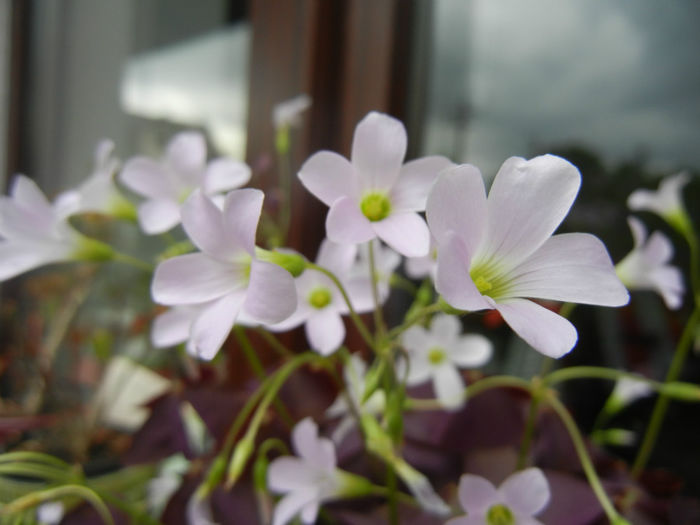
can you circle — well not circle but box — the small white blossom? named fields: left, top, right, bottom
left=447, top=468, right=550, bottom=525
left=151, top=190, right=296, bottom=360
left=616, top=217, right=684, bottom=309
left=120, top=131, right=250, bottom=234
left=627, top=172, right=691, bottom=230
left=401, top=314, right=492, bottom=409
left=36, top=502, right=64, bottom=525
left=299, top=111, right=453, bottom=257
left=273, top=94, right=312, bottom=130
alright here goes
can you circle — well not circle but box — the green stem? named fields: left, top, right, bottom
left=1, top=485, right=114, bottom=525
left=632, top=305, right=700, bottom=478
left=545, top=391, right=623, bottom=523
left=405, top=375, right=531, bottom=410
left=368, top=241, right=387, bottom=339
left=386, top=303, right=442, bottom=341
left=111, top=251, right=154, bottom=272
left=516, top=379, right=544, bottom=470
left=545, top=366, right=664, bottom=390
left=234, top=327, right=293, bottom=428
left=307, top=263, right=375, bottom=349
left=254, top=327, right=294, bottom=358
left=682, top=224, right=699, bottom=299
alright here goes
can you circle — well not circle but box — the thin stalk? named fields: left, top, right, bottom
left=545, top=391, right=624, bottom=523
left=545, top=366, right=664, bottom=390
left=111, top=251, right=154, bottom=272
left=405, top=375, right=531, bottom=410
left=632, top=305, right=700, bottom=478
left=368, top=241, right=387, bottom=339
left=386, top=303, right=442, bottom=341
left=307, top=263, right=375, bottom=349
left=234, top=327, right=293, bottom=428
left=516, top=378, right=543, bottom=470
left=254, top=327, right=294, bottom=358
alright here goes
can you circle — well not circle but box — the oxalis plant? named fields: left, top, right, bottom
left=0, top=100, right=698, bottom=525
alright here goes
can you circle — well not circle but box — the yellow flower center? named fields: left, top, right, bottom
left=486, top=504, right=515, bottom=525
left=469, top=261, right=510, bottom=300
left=308, top=287, right=332, bottom=309
left=360, top=192, right=391, bottom=222
left=427, top=347, right=446, bottom=365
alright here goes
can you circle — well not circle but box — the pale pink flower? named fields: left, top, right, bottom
left=120, top=131, right=251, bottom=234
left=426, top=157, right=629, bottom=358
left=268, top=240, right=373, bottom=355
left=273, top=94, right=312, bottom=130
left=405, top=235, right=438, bottom=281
left=616, top=217, right=684, bottom=309
left=54, top=139, right=134, bottom=219
left=298, top=111, right=453, bottom=257
left=151, top=189, right=296, bottom=360
left=627, top=172, right=690, bottom=230
left=0, top=175, right=111, bottom=281
left=447, top=468, right=550, bottom=525
left=267, top=418, right=371, bottom=525
left=401, top=314, right=492, bottom=409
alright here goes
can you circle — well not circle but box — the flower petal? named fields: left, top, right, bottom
left=372, top=212, right=430, bottom=257
left=482, top=155, right=580, bottom=268
left=187, top=291, right=245, bottom=360
left=305, top=308, right=345, bottom=355
left=222, top=188, right=264, bottom=255
left=137, top=199, right=181, bottom=234
left=165, top=131, right=206, bottom=178
left=444, top=517, right=484, bottom=525
left=268, top=457, right=320, bottom=492
left=181, top=191, right=231, bottom=259
left=0, top=241, right=70, bottom=281
left=351, top=112, right=406, bottom=191
left=316, top=239, right=357, bottom=276
left=495, top=299, right=578, bottom=358
left=151, top=306, right=197, bottom=348
left=426, top=164, right=487, bottom=250
left=498, top=468, right=550, bottom=517
left=433, top=364, right=465, bottom=409
left=435, top=232, right=492, bottom=311
left=292, top=417, right=336, bottom=469
left=326, top=196, right=376, bottom=244
left=298, top=151, right=357, bottom=206
left=643, top=231, right=674, bottom=265
left=300, top=501, right=321, bottom=524
left=11, top=175, right=52, bottom=212
left=243, top=259, right=296, bottom=324
left=450, top=335, right=493, bottom=368
left=151, top=253, right=240, bottom=305
left=457, top=474, right=498, bottom=514
left=120, top=158, right=176, bottom=199
left=649, top=266, right=685, bottom=309
left=203, top=158, right=251, bottom=195
left=429, top=314, right=461, bottom=345
left=271, top=489, right=318, bottom=525
left=391, top=156, right=454, bottom=211
left=627, top=216, right=647, bottom=248
left=508, top=233, right=629, bottom=306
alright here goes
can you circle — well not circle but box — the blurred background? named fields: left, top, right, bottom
left=1, top=0, right=700, bottom=512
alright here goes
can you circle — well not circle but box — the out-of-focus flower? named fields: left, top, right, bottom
left=268, top=240, right=373, bottom=355
left=36, top=502, right=64, bottom=525
left=187, top=490, right=218, bottom=525
left=447, top=468, right=550, bottom=525
left=151, top=190, right=296, bottom=360
left=148, top=454, right=190, bottom=518
left=603, top=376, right=654, bottom=418
left=298, top=111, right=453, bottom=257
left=401, top=314, right=491, bottom=409
left=426, top=158, right=629, bottom=358
left=120, top=131, right=251, bottom=234
left=616, top=217, right=684, bottom=309
left=349, top=239, right=401, bottom=304
left=627, top=172, right=691, bottom=233
left=267, top=418, right=372, bottom=525
left=405, top=235, right=438, bottom=281
left=273, top=94, right=312, bottom=131
left=326, top=354, right=385, bottom=443
left=151, top=303, right=209, bottom=350
left=0, top=175, right=114, bottom=282
left=54, top=139, right=135, bottom=220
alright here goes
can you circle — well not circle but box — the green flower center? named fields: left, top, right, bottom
left=427, top=347, right=446, bottom=365
left=360, top=192, right=391, bottom=222
left=308, top=287, right=332, bottom=309
left=469, top=262, right=510, bottom=300
left=486, top=504, right=515, bottom=525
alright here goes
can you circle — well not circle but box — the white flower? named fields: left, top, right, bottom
left=151, top=303, right=210, bottom=350
left=147, top=454, right=190, bottom=518
left=604, top=377, right=654, bottom=417
left=426, top=157, right=629, bottom=358
left=325, top=354, right=385, bottom=443
left=401, top=314, right=491, bottom=409
left=54, top=139, right=134, bottom=219
left=627, top=172, right=691, bottom=230
left=405, top=235, right=438, bottom=281
left=268, top=240, right=373, bottom=355
left=349, top=240, right=401, bottom=304
left=298, top=111, right=453, bottom=257
left=120, top=131, right=251, bottom=234
left=267, top=418, right=371, bottom=525
left=0, top=175, right=111, bottom=282
left=273, top=94, right=312, bottom=130
left=151, top=189, right=296, bottom=360
left=36, top=502, right=64, bottom=525
left=616, top=217, right=684, bottom=309
left=447, top=468, right=550, bottom=525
